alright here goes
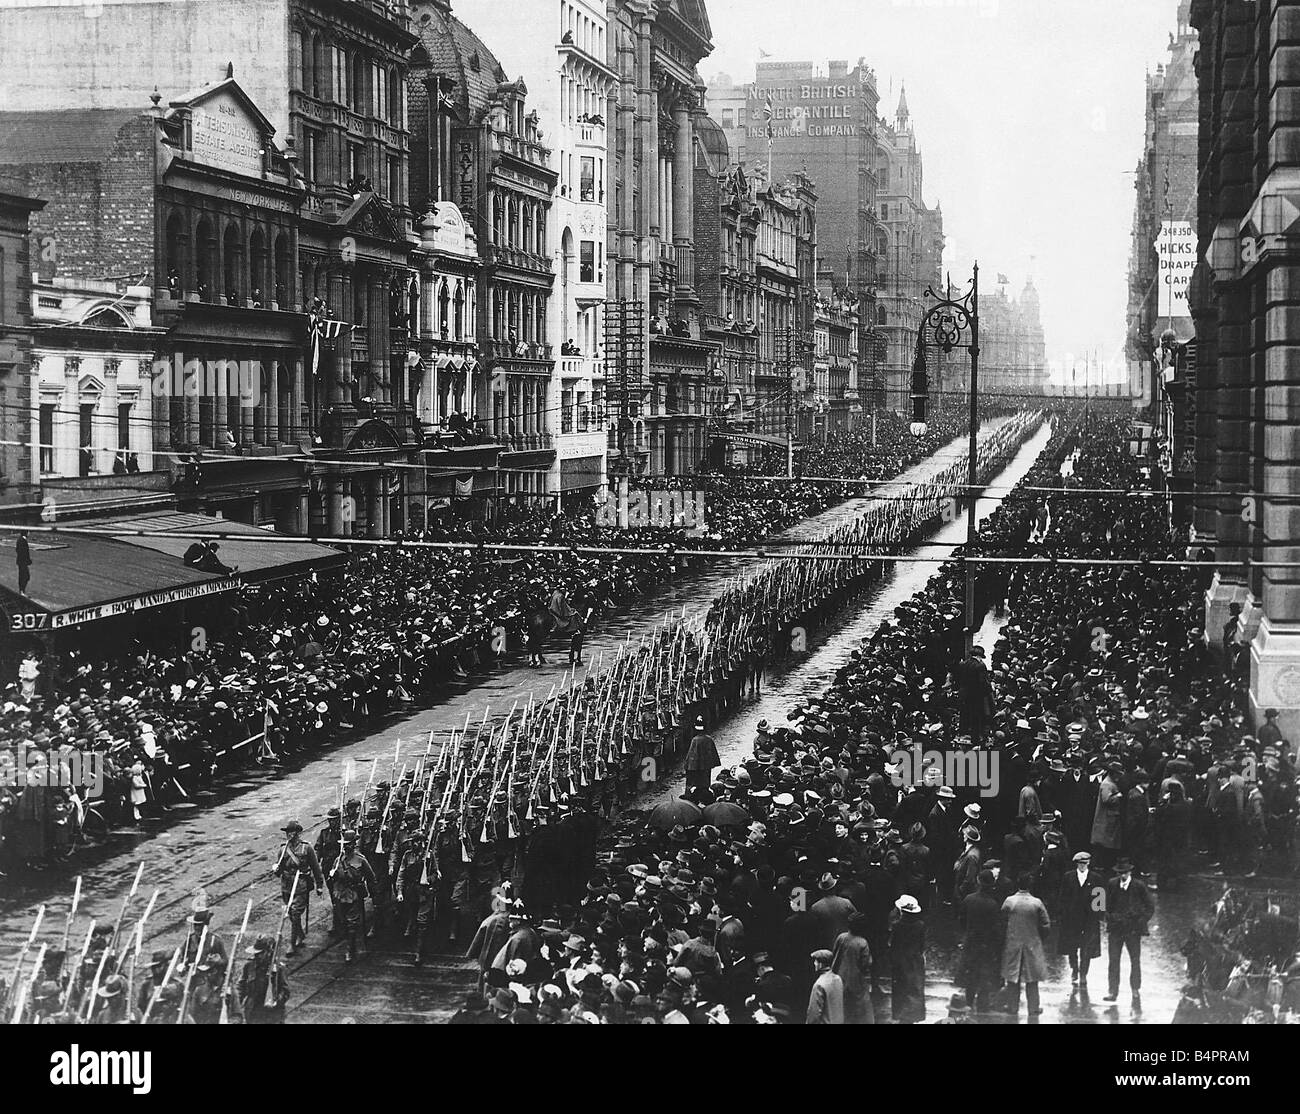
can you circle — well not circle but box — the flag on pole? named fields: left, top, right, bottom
left=764, top=93, right=774, bottom=141
left=308, top=314, right=350, bottom=378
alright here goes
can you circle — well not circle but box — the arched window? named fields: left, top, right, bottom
left=249, top=228, right=267, bottom=304
left=492, top=194, right=503, bottom=244
left=522, top=204, right=533, bottom=256
left=508, top=199, right=518, bottom=248
left=274, top=233, right=291, bottom=307
left=388, top=67, right=400, bottom=126
left=311, top=33, right=324, bottom=99
left=195, top=217, right=216, bottom=300
left=438, top=282, right=450, bottom=337
left=300, top=32, right=312, bottom=96
left=876, top=305, right=888, bottom=327
left=223, top=224, right=243, bottom=303
left=454, top=283, right=466, bottom=341
left=164, top=211, right=189, bottom=292
left=352, top=53, right=366, bottom=112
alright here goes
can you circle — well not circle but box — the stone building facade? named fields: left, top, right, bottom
left=1189, top=0, right=1300, bottom=741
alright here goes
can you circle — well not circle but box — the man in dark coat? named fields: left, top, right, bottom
left=684, top=717, right=720, bottom=794
left=1103, top=857, right=1154, bottom=1004
left=1057, top=850, right=1104, bottom=986
left=16, top=530, right=31, bottom=595
left=955, top=869, right=1003, bottom=1012
left=956, top=646, right=995, bottom=740
left=927, top=786, right=961, bottom=902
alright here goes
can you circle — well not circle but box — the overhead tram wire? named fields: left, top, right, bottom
left=0, top=521, right=1290, bottom=570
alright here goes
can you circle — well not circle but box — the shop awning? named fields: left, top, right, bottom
left=0, top=514, right=344, bottom=630
left=91, top=513, right=346, bottom=580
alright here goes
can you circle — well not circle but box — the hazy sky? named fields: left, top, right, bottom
left=703, top=0, right=1184, bottom=381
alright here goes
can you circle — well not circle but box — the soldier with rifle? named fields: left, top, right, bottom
left=273, top=819, right=323, bottom=956
left=238, top=934, right=289, bottom=1024
left=186, top=953, right=230, bottom=1024
left=135, top=950, right=171, bottom=1017
left=332, top=828, right=378, bottom=962
left=91, top=974, right=133, bottom=1023
left=315, top=807, right=344, bottom=936
left=180, top=908, right=227, bottom=968
left=393, top=826, right=436, bottom=966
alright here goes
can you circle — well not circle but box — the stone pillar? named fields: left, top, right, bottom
left=61, top=356, right=79, bottom=475
left=267, top=359, right=280, bottom=445
left=327, top=474, right=344, bottom=536
left=297, top=492, right=309, bottom=535
left=366, top=474, right=381, bottom=538
left=329, top=269, right=349, bottom=409
left=153, top=354, right=169, bottom=469
left=637, top=16, right=657, bottom=243
left=102, top=359, right=120, bottom=465
left=240, top=357, right=255, bottom=448
left=672, top=97, right=694, bottom=298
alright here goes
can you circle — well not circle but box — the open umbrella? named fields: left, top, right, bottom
left=647, top=796, right=703, bottom=831
left=701, top=801, right=750, bottom=827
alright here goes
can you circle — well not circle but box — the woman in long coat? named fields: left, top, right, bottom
left=831, top=913, right=875, bottom=1024
left=1001, top=878, right=1052, bottom=1017
left=888, top=897, right=926, bottom=1024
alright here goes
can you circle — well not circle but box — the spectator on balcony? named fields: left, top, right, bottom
left=167, top=268, right=181, bottom=296
left=223, top=428, right=239, bottom=455
left=561, top=339, right=581, bottom=356
left=251, top=287, right=264, bottom=309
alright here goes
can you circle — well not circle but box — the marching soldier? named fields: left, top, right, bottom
left=316, top=807, right=344, bottom=935
left=394, top=827, right=436, bottom=966
left=136, top=950, right=172, bottom=1017
left=180, top=907, right=228, bottom=968
left=332, top=828, right=378, bottom=962
left=92, top=974, right=134, bottom=1023
left=238, top=934, right=289, bottom=1024
left=273, top=819, right=324, bottom=956
left=187, top=954, right=232, bottom=1024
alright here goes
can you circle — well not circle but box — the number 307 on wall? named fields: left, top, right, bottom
left=9, top=613, right=49, bottom=631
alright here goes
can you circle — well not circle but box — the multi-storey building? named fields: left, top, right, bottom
left=815, top=263, right=859, bottom=435
left=738, top=59, right=885, bottom=414
left=875, top=87, right=944, bottom=411
left=693, top=120, right=761, bottom=465
left=607, top=0, right=715, bottom=478
left=0, top=0, right=422, bottom=537
left=0, top=186, right=45, bottom=509
left=422, top=0, right=610, bottom=508
left=1188, top=0, right=1300, bottom=739
left=972, top=275, right=1048, bottom=404
left=1126, top=0, right=1199, bottom=512
left=409, top=1, right=558, bottom=510
left=754, top=180, right=805, bottom=442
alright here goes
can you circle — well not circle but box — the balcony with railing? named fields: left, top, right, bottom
left=485, top=243, right=553, bottom=275
left=490, top=129, right=551, bottom=168
left=577, top=120, right=607, bottom=149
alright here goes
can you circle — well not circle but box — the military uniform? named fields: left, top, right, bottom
left=394, top=835, right=436, bottom=965
left=239, top=936, right=289, bottom=1024
left=316, top=811, right=343, bottom=935
left=332, top=831, right=378, bottom=961
left=273, top=822, right=324, bottom=953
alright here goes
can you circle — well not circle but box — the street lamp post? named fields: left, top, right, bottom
left=911, top=262, right=981, bottom=651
